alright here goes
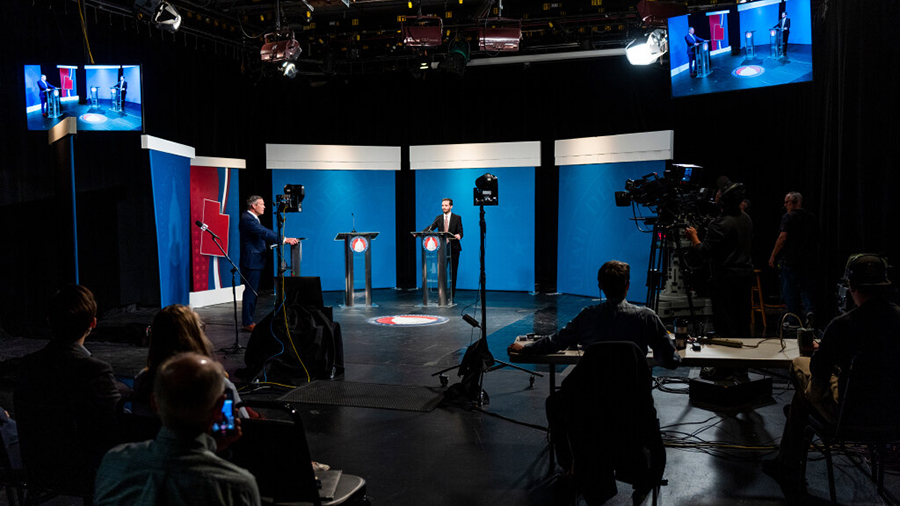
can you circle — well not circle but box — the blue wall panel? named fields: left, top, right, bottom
left=557, top=161, right=663, bottom=302
left=271, top=169, right=397, bottom=292
left=415, top=167, right=535, bottom=292
left=149, top=150, right=192, bottom=307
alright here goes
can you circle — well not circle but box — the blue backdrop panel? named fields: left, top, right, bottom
left=149, top=150, right=192, bottom=307
left=557, top=161, right=662, bottom=301
left=668, top=15, right=691, bottom=72
left=415, top=167, right=535, bottom=292
left=271, top=169, right=397, bottom=292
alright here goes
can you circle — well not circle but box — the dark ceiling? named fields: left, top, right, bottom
left=59, top=0, right=714, bottom=76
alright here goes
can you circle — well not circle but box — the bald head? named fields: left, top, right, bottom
left=153, top=352, right=226, bottom=432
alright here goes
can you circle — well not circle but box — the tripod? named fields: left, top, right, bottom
left=645, top=219, right=701, bottom=335
left=196, top=224, right=257, bottom=355
left=432, top=205, right=541, bottom=405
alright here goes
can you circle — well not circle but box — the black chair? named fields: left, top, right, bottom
left=550, top=341, right=666, bottom=506
left=801, top=353, right=900, bottom=503
left=234, top=400, right=368, bottom=506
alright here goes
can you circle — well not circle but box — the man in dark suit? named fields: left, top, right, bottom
left=239, top=195, right=299, bottom=331
left=684, top=27, right=706, bottom=77
left=773, top=11, right=791, bottom=56
left=426, top=198, right=463, bottom=298
left=36, top=74, right=56, bottom=117
left=115, top=76, right=127, bottom=109
left=14, top=285, right=127, bottom=497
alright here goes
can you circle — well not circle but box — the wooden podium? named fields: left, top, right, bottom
left=410, top=231, right=454, bottom=307
left=334, top=232, right=379, bottom=307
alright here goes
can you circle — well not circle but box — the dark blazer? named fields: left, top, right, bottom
left=37, top=79, right=55, bottom=96
left=427, top=213, right=463, bottom=253
left=773, top=17, right=790, bottom=32
left=684, top=33, right=705, bottom=54
left=240, top=211, right=278, bottom=270
left=14, top=342, right=122, bottom=493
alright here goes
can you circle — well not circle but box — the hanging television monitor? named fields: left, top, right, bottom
left=24, top=64, right=143, bottom=131
left=668, top=0, right=812, bottom=98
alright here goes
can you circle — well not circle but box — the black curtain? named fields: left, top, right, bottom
left=2, top=0, right=897, bottom=336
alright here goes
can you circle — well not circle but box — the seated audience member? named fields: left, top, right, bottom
left=95, top=352, right=261, bottom=506
left=14, top=285, right=126, bottom=494
left=507, top=260, right=681, bottom=369
left=131, top=304, right=250, bottom=418
left=763, top=254, right=900, bottom=492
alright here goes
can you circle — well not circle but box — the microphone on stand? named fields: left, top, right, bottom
left=195, top=220, right=220, bottom=239
left=351, top=213, right=356, bottom=233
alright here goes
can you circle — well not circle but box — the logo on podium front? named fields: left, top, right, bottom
left=423, top=236, right=441, bottom=252
left=350, top=236, right=369, bottom=253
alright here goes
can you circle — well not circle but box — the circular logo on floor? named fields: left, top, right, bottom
left=80, top=113, right=109, bottom=124
left=732, top=65, right=765, bottom=78
left=367, top=315, right=449, bottom=327
left=422, top=236, right=441, bottom=252
left=350, top=236, right=369, bottom=253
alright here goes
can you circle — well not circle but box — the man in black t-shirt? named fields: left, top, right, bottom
left=769, top=192, right=818, bottom=325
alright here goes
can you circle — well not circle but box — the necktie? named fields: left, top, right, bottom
left=444, top=215, right=449, bottom=232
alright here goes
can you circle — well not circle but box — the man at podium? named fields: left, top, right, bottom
left=37, top=74, right=57, bottom=117
left=425, top=198, right=463, bottom=297
left=239, top=195, right=299, bottom=332
left=685, top=27, right=707, bottom=77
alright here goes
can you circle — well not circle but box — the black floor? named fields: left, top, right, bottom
left=1, top=288, right=897, bottom=505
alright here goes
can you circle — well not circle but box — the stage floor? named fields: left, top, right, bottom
left=0, top=288, right=895, bottom=505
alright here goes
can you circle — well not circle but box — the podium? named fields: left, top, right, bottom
left=48, top=90, right=61, bottom=118
left=109, top=87, right=121, bottom=112
left=745, top=30, right=757, bottom=59
left=289, top=239, right=307, bottom=277
left=411, top=231, right=454, bottom=307
left=769, top=28, right=783, bottom=57
left=334, top=232, right=379, bottom=307
left=695, top=42, right=711, bottom=77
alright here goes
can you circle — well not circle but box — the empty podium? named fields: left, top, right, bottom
left=335, top=232, right=379, bottom=307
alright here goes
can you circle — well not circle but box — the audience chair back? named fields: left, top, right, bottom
left=559, top=341, right=666, bottom=505
left=802, top=353, right=900, bottom=502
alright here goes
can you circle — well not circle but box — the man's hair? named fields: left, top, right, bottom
left=442, top=198, right=453, bottom=206
left=786, top=192, right=803, bottom=206
left=598, top=260, right=630, bottom=299
left=154, top=352, right=225, bottom=431
left=246, top=195, right=263, bottom=209
left=47, top=284, right=97, bottom=343
left=147, top=304, right=215, bottom=373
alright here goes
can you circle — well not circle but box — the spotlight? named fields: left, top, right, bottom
left=625, top=28, right=667, bottom=65
left=282, top=62, right=298, bottom=79
left=438, top=38, right=470, bottom=76
left=153, top=0, right=182, bottom=33
left=473, top=173, right=498, bottom=206
left=261, top=31, right=302, bottom=63
left=477, top=18, right=522, bottom=52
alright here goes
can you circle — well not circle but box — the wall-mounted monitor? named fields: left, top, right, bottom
left=24, top=64, right=143, bottom=131
left=668, top=0, right=812, bottom=98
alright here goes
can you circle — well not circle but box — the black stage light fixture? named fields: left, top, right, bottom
left=277, top=184, right=305, bottom=212
left=438, top=38, right=470, bottom=77
left=473, top=173, right=498, bottom=206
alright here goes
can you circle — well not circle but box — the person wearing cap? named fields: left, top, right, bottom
left=763, top=253, right=900, bottom=493
left=685, top=177, right=754, bottom=339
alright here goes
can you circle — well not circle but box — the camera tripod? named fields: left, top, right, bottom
left=645, top=218, right=702, bottom=334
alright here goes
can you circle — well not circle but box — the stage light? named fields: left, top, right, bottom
left=261, top=31, right=302, bottom=63
left=474, top=173, right=498, bottom=206
left=153, top=0, right=182, bottom=33
left=438, top=38, right=469, bottom=76
left=282, top=62, right=298, bottom=78
left=625, top=28, right=667, bottom=65
left=477, top=18, right=522, bottom=52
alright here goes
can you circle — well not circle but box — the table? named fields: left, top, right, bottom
left=508, top=337, right=800, bottom=392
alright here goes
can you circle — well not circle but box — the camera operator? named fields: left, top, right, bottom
left=684, top=177, right=754, bottom=339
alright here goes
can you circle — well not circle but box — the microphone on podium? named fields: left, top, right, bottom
left=351, top=213, right=356, bottom=233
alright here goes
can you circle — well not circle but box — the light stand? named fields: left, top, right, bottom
left=195, top=222, right=256, bottom=355
left=435, top=194, right=541, bottom=405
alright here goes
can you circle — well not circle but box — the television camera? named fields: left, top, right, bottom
left=615, top=164, right=717, bottom=230
left=276, top=184, right=305, bottom=213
